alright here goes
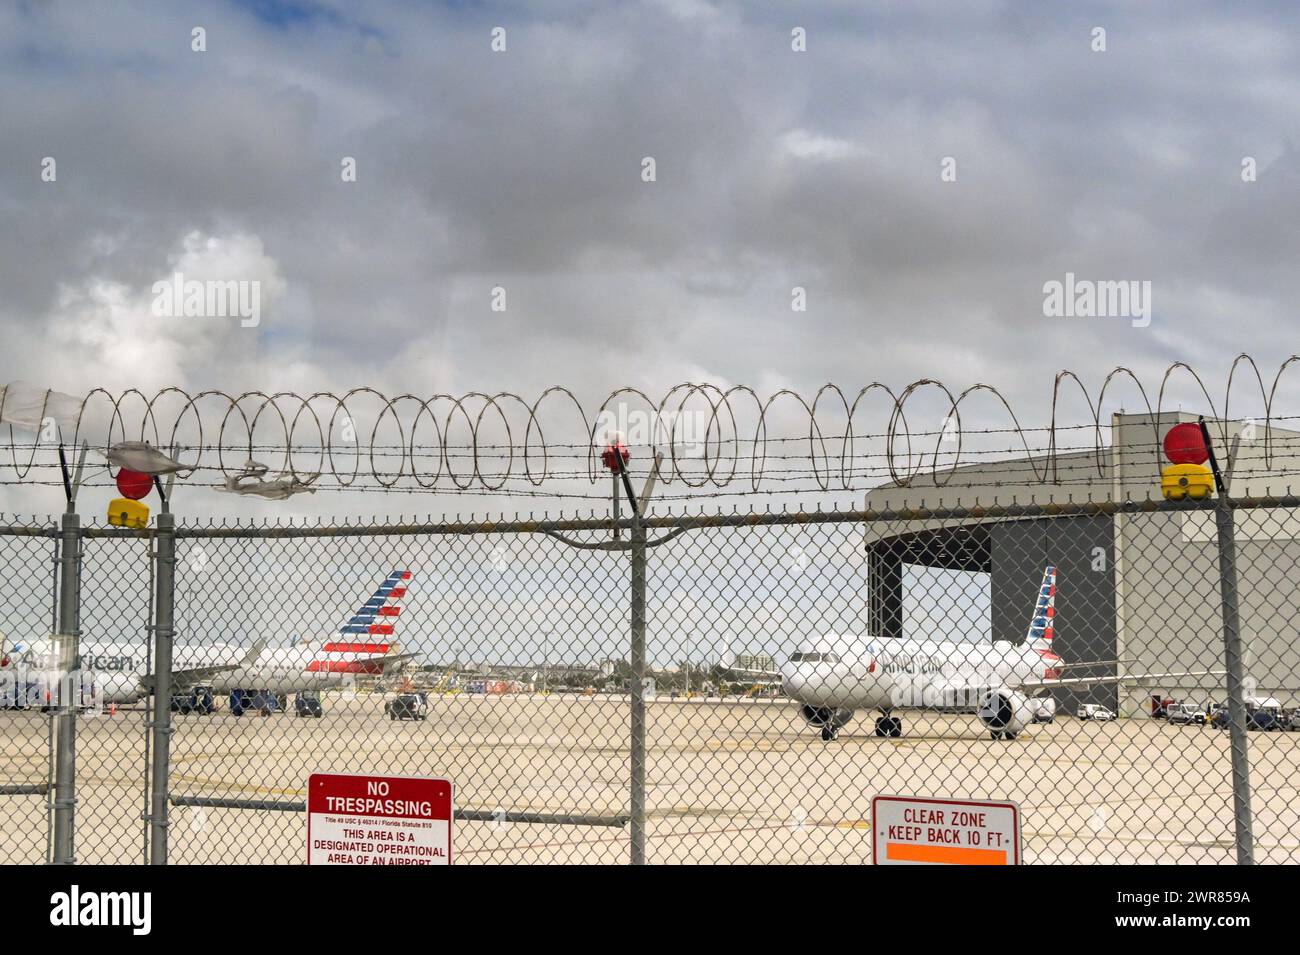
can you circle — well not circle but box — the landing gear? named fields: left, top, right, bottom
left=802, top=704, right=853, bottom=741
left=990, top=730, right=1019, bottom=741
left=874, top=715, right=902, bottom=738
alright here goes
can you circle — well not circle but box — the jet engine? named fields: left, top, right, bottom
left=976, top=690, right=1031, bottom=739
left=799, top=704, right=854, bottom=730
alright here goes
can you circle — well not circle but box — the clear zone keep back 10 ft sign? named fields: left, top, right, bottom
left=307, top=773, right=453, bottom=865
left=872, top=795, right=1020, bottom=865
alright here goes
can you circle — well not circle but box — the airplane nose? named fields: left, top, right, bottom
left=781, top=666, right=803, bottom=698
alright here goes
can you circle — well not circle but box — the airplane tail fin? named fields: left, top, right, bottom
left=339, top=569, right=411, bottom=637
left=308, top=570, right=412, bottom=674
left=1025, top=565, right=1063, bottom=677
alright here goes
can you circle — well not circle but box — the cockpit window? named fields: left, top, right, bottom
left=789, top=652, right=839, bottom=664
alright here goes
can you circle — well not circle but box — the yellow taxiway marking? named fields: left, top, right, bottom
left=171, top=775, right=306, bottom=798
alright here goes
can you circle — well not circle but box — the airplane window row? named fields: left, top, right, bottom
left=789, top=652, right=840, bottom=663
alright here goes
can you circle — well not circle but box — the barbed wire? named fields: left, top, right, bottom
left=17, top=453, right=1300, bottom=490
left=3, top=354, right=1299, bottom=495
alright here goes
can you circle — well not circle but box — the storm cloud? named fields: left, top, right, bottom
left=3, top=0, right=1300, bottom=513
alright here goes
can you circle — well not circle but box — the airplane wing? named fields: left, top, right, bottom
left=141, top=665, right=240, bottom=693
left=140, top=638, right=270, bottom=693
left=241, top=637, right=268, bottom=667
left=370, top=652, right=419, bottom=674
left=156, top=654, right=417, bottom=688
left=1016, top=669, right=1225, bottom=691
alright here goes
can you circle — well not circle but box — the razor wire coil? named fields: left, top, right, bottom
left=3, top=354, right=1299, bottom=496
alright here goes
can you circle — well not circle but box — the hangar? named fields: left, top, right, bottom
left=863, top=412, right=1300, bottom=715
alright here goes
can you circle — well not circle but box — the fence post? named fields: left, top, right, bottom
left=149, top=510, right=177, bottom=864
left=1214, top=499, right=1254, bottom=864
left=51, top=509, right=81, bottom=864
left=629, top=515, right=647, bottom=865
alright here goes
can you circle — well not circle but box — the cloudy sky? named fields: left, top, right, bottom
left=3, top=0, right=1300, bottom=515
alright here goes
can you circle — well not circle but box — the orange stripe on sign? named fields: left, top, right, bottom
left=885, top=843, right=1008, bottom=865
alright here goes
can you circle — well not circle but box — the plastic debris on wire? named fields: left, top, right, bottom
left=104, top=441, right=190, bottom=476
left=0, top=382, right=83, bottom=433
left=217, top=458, right=319, bottom=500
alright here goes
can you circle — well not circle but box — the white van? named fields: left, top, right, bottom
left=1166, top=702, right=1206, bottom=725
left=1077, top=703, right=1116, bottom=722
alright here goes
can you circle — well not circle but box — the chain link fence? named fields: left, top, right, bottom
left=0, top=519, right=57, bottom=864
left=2, top=494, right=1298, bottom=863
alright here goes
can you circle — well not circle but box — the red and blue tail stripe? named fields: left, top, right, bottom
left=1026, top=565, right=1062, bottom=678
left=340, top=570, right=411, bottom=634
left=308, top=570, right=411, bottom=673
left=1026, top=565, right=1056, bottom=646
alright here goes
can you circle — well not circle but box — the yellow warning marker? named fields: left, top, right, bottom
left=1160, top=463, right=1214, bottom=501
left=107, top=498, right=150, bottom=528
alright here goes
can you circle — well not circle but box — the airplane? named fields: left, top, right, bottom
left=0, top=570, right=416, bottom=714
left=780, top=565, right=1219, bottom=742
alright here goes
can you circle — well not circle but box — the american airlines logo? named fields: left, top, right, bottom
left=49, top=885, right=151, bottom=935
left=880, top=654, right=942, bottom=676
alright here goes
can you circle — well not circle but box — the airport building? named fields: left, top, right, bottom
left=863, top=413, right=1300, bottom=715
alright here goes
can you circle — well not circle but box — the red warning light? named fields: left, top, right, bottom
left=115, top=468, right=153, bottom=501
left=601, top=442, right=630, bottom=473
left=1162, top=423, right=1210, bottom=466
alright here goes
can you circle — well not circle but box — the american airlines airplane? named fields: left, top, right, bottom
left=0, top=570, right=415, bottom=713
left=780, top=565, right=1210, bottom=742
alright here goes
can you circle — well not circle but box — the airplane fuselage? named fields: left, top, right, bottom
left=0, top=568, right=415, bottom=708
left=780, top=635, right=1052, bottom=712
left=3, top=641, right=359, bottom=704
